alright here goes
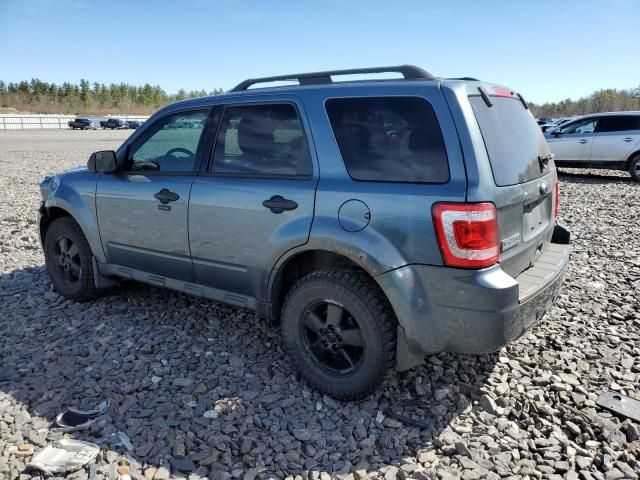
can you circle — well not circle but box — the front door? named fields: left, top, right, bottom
left=96, top=108, right=210, bottom=281
left=189, top=99, right=317, bottom=300
left=547, top=116, right=599, bottom=164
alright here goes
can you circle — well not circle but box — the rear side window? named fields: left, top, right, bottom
left=597, top=115, right=640, bottom=133
left=325, top=97, right=449, bottom=183
left=212, top=103, right=312, bottom=177
left=469, top=96, right=550, bottom=186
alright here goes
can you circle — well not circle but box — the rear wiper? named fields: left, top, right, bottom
left=478, top=87, right=493, bottom=107
left=538, top=153, right=554, bottom=170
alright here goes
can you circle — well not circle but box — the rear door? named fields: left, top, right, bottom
left=188, top=96, right=317, bottom=301
left=468, top=91, right=557, bottom=278
left=590, top=115, right=640, bottom=165
left=545, top=116, right=599, bottom=164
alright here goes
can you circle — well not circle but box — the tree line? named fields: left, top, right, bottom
left=1, top=78, right=639, bottom=117
left=0, top=79, right=224, bottom=115
left=530, top=87, right=640, bottom=118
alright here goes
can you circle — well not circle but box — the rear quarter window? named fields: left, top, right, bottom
left=470, top=96, right=551, bottom=186
left=325, top=96, right=449, bottom=183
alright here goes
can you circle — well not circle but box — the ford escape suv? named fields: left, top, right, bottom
left=39, top=65, right=570, bottom=400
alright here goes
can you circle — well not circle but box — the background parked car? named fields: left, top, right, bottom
left=541, top=116, right=577, bottom=133
left=545, top=111, right=640, bottom=181
left=127, top=120, right=143, bottom=129
left=103, top=118, right=127, bottom=129
left=537, top=117, right=554, bottom=126
left=68, top=118, right=96, bottom=130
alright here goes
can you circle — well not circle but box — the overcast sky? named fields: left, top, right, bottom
left=1, top=0, right=638, bottom=104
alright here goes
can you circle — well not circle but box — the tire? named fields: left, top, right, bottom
left=281, top=270, right=396, bottom=400
left=629, top=154, right=640, bottom=182
left=44, top=217, right=100, bottom=302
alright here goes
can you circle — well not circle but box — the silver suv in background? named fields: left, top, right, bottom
left=545, top=112, right=640, bottom=181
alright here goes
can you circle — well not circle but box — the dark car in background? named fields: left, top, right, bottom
left=127, top=120, right=143, bottom=129
left=102, top=118, right=127, bottom=129
left=68, top=118, right=97, bottom=130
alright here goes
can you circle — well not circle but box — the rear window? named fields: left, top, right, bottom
left=326, top=97, right=449, bottom=183
left=470, top=96, right=550, bottom=186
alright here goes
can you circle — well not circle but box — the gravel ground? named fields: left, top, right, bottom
left=0, top=130, right=639, bottom=480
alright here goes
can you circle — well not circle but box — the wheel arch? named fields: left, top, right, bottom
left=268, top=248, right=394, bottom=321
left=40, top=196, right=106, bottom=263
left=625, top=149, right=640, bottom=168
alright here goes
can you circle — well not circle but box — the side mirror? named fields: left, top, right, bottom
left=551, top=130, right=561, bottom=137
left=88, top=150, right=118, bottom=173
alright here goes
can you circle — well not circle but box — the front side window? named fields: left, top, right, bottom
left=212, top=103, right=312, bottom=177
left=597, top=116, right=640, bottom=133
left=560, top=118, right=598, bottom=135
left=127, top=110, right=208, bottom=172
left=325, top=97, right=449, bottom=183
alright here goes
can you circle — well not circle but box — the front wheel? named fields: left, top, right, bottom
left=629, top=155, right=640, bottom=182
left=281, top=270, right=396, bottom=400
left=44, top=217, right=100, bottom=302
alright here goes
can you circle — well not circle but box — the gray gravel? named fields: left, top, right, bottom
left=1, top=130, right=639, bottom=480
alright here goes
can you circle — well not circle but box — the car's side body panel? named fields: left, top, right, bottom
left=189, top=93, right=319, bottom=300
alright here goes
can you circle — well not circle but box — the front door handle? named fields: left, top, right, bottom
left=262, top=195, right=298, bottom=214
left=579, top=139, right=588, bottom=144
left=154, top=188, right=180, bottom=204
left=623, top=137, right=633, bottom=142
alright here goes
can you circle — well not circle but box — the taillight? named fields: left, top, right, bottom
left=432, top=202, right=499, bottom=269
left=553, top=180, right=559, bottom=218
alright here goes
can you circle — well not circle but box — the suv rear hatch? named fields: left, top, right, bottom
left=468, top=86, right=557, bottom=278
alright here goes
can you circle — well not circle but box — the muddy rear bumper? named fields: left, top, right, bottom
left=378, top=224, right=570, bottom=370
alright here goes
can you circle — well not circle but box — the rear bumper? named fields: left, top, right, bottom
left=378, top=224, right=570, bottom=369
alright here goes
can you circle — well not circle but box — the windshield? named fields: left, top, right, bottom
left=470, top=95, right=551, bottom=186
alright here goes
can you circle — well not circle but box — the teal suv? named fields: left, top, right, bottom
left=39, top=66, right=570, bottom=399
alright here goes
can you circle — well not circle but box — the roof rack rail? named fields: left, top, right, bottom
left=230, top=65, right=435, bottom=92
left=448, top=77, right=480, bottom=81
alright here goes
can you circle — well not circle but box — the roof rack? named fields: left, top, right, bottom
left=230, top=65, right=436, bottom=92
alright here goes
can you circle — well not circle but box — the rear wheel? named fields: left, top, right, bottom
left=44, top=217, right=100, bottom=302
left=281, top=270, right=396, bottom=400
left=629, top=154, right=640, bottom=182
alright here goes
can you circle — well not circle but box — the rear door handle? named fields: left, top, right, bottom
left=262, top=195, right=298, bottom=214
left=154, top=188, right=180, bottom=204
left=579, top=139, right=588, bottom=144
left=623, top=137, right=633, bottom=142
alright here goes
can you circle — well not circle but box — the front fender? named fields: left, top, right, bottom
left=42, top=172, right=105, bottom=262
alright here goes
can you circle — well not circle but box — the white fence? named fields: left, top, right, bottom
left=0, top=114, right=149, bottom=130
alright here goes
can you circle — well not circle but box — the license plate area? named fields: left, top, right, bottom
left=523, top=195, right=551, bottom=241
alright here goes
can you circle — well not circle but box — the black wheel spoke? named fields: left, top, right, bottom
left=69, top=260, right=81, bottom=277
left=303, top=311, right=325, bottom=335
left=337, top=348, right=355, bottom=370
left=67, top=243, right=78, bottom=259
left=58, top=237, right=70, bottom=254
left=325, top=303, right=344, bottom=327
left=339, top=327, right=364, bottom=348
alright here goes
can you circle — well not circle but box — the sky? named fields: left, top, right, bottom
left=1, top=0, right=639, bottom=104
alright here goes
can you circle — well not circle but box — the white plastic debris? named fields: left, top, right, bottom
left=28, top=438, right=100, bottom=474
